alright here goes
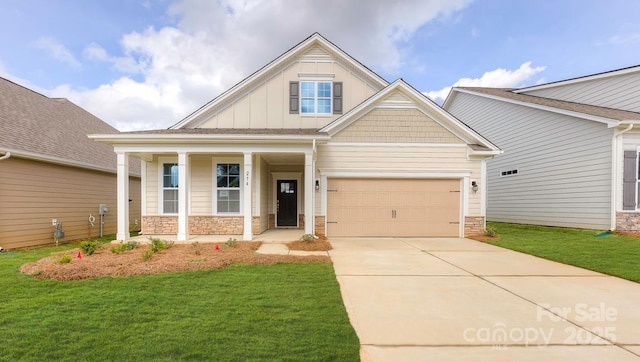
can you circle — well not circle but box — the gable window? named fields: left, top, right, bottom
left=216, top=163, right=240, bottom=213
left=289, top=80, right=342, bottom=115
left=162, top=163, right=179, bottom=214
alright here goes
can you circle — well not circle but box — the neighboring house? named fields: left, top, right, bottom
left=0, top=77, right=141, bottom=249
left=444, top=65, right=640, bottom=231
left=91, top=33, right=500, bottom=242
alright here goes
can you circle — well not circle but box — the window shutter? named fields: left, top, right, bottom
left=289, top=81, right=299, bottom=114
left=623, top=150, right=637, bottom=210
left=333, top=82, right=343, bottom=114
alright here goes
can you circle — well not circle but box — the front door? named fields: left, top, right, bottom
left=277, top=180, right=297, bottom=227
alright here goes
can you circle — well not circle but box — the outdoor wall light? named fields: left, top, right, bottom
left=471, top=181, right=479, bottom=193
left=315, top=179, right=320, bottom=191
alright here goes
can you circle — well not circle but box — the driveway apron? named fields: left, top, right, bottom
left=329, top=238, right=640, bottom=361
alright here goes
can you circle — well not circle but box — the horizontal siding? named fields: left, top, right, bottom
left=523, top=72, right=640, bottom=112
left=447, top=92, right=613, bottom=229
left=0, top=157, right=140, bottom=249
left=317, top=145, right=482, bottom=215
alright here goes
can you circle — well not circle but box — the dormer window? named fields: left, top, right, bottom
left=289, top=79, right=342, bottom=115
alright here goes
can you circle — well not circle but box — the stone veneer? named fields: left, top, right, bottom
left=189, top=216, right=243, bottom=235
left=314, top=216, right=326, bottom=236
left=616, top=212, right=640, bottom=231
left=464, top=216, right=485, bottom=237
left=142, top=215, right=178, bottom=235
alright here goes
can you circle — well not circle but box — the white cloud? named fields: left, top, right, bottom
left=47, top=0, right=474, bottom=131
left=598, top=33, right=640, bottom=46
left=424, top=62, right=546, bottom=104
left=35, top=37, right=81, bottom=69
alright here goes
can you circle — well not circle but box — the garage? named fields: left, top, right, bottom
left=326, top=178, right=461, bottom=237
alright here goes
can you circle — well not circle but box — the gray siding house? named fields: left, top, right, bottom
left=444, top=65, right=640, bottom=231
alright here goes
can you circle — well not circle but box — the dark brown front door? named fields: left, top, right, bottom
left=277, top=180, right=297, bottom=227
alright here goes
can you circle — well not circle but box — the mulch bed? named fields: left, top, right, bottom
left=20, top=242, right=330, bottom=281
left=467, top=234, right=501, bottom=242
left=287, top=239, right=333, bottom=251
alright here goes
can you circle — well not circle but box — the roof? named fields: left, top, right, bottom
left=0, top=77, right=140, bottom=174
left=450, top=87, right=640, bottom=124
left=169, top=32, right=390, bottom=130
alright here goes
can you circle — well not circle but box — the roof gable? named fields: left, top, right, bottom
left=171, top=33, right=389, bottom=129
left=0, top=77, right=140, bottom=174
left=322, top=79, right=500, bottom=151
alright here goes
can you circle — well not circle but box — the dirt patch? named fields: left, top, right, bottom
left=20, top=242, right=330, bottom=281
left=614, top=231, right=640, bottom=238
left=287, top=239, right=333, bottom=251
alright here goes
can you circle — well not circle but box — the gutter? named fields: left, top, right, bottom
left=0, top=150, right=10, bottom=161
left=611, top=124, right=634, bottom=230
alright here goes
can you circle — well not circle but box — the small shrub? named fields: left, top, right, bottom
left=110, top=241, right=139, bottom=254
left=192, top=241, right=201, bottom=255
left=79, top=240, right=101, bottom=255
left=485, top=226, right=498, bottom=237
left=149, top=238, right=165, bottom=253
left=31, top=270, right=43, bottom=277
left=58, top=255, right=72, bottom=264
left=300, top=234, right=317, bottom=242
left=163, top=240, right=175, bottom=249
left=225, top=238, right=238, bottom=247
left=141, top=249, right=154, bottom=262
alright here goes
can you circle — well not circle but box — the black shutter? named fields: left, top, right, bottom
left=623, top=150, right=637, bottom=210
left=333, top=82, right=343, bottom=114
left=289, top=81, right=299, bottom=114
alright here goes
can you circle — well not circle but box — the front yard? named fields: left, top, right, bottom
left=484, top=222, right=640, bottom=283
left=0, top=239, right=360, bottom=361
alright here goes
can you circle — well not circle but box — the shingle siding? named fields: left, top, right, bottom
left=447, top=92, right=613, bottom=229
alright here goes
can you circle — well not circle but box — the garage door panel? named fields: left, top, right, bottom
left=327, top=179, right=461, bottom=237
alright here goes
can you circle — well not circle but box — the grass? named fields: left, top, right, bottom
left=484, top=222, right=640, bottom=283
left=0, top=237, right=360, bottom=361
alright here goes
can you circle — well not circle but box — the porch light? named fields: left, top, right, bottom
left=315, top=179, right=320, bottom=191
left=471, top=181, right=478, bottom=193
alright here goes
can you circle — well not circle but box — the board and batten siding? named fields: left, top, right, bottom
left=197, top=49, right=377, bottom=130
left=316, top=145, right=482, bottom=215
left=0, top=157, right=141, bottom=249
left=521, top=71, right=640, bottom=113
left=446, top=92, right=613, bottom=229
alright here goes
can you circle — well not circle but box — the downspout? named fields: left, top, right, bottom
left=0, top=150, right=10, bottom=161
left=611, top=124, right=634, bottom=230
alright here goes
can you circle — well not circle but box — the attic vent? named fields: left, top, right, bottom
left=500, top=169, right=519, bottom=177
left=303, top=46, right=330, bottom=57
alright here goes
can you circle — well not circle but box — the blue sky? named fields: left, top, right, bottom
left=1, top=0, right=639, bottom=131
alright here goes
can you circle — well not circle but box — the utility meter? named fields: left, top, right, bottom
left=99, top=204, right=108, bottom=215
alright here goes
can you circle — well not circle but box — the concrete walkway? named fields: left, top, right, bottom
left=329, top=238, right=640, bottom=361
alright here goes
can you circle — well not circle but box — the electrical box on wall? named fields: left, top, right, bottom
left=99, top=204, right=108, bottom=215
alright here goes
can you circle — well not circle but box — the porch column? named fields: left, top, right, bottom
left=243, top=152, right=253, bottom=240
left=177, top=152, right=189, bottom=241
left=304, top=152, right=313, bottom=235
left=116, top=152, right=130, bottom=241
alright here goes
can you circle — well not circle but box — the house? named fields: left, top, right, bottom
left=90, top=33, right=500, bottom=242
left=0, top=77, right=141, bottom=249
left=443, top=65, right=640, bottom=231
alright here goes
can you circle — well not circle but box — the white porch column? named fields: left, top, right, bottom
left=304, top=152, right=314, bottom=235
left=116, top=152, right=130, bottom=241
left=177, top=152, right=189, bottom=241
left=243, top=152, right=253, bottom=240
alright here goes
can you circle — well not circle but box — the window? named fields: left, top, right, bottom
left=300, top=81, right=332, bottom=114
left=500, top=169, right=519, bottom=177
left=216, top=163, right=240, bottom=213
left=162, top=163, right=179, bottom=214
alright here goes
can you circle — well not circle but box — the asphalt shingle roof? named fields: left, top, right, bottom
left=458, top=87, right=640, bottom=122
left=0, top=77, right=139, bottom=174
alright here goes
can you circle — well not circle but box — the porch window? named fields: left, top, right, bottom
left=216, top=163, right=240, bottom=213
left=162, top=163, right=179, bottom=214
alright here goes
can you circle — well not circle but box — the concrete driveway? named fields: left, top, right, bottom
left=329, top=238, right=640, bottom=361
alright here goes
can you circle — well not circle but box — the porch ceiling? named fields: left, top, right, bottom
left=261, top=153, right=305, bottom=165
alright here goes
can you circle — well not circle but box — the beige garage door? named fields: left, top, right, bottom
left=327, top=179, right=460, bottom=237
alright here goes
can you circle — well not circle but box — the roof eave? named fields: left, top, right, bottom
left=89, top=133, right=331, bottom=145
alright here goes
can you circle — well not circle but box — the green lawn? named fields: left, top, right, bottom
left=0, top=239, right=360, bottom=361
left=485, top=222, right=640, bottom=283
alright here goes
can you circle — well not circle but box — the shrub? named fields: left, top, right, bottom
left=149, top=238, right=165, bottom=253
left=225, top=238, right=238, bottom=247
left=141, top=249, right=154, bottom=262
left=110, top=241, right=139, bottom=254
left=300, top=234, right=317, bottom=242
left=485, top=226, right=498, bottom=237
left=79, top=240, right=101, bottom=255
left=58, top=255, right=72, bottom=264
